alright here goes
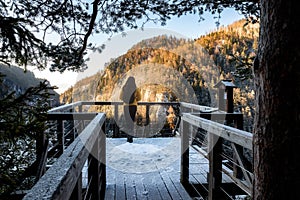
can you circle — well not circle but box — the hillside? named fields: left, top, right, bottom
left=60, top=19, right=258, bottom=131
left=195, top=19, right=259, bottom=131
left=0, top=64, right=59, bottom=104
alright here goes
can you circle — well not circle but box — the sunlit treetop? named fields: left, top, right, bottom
left=0, top=0, right=259, bottom=73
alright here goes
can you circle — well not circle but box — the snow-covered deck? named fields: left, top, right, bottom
left=103, top=137, right=234, bottom=200
left=105, top=137, right=193, bottom=200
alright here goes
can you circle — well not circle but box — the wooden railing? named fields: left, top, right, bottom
left=48, top=101, right=180, bottom=137
left=23, top=101, right=180, bottom=199
left=23, top=113, right=106, bottom=200
left=23, top=100, right=253, bottom=200
left=180, top=110, right=253, bottom=199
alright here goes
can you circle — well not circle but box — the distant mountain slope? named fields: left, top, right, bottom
left=195, top=19, right=259, bottom=131
left=60, top=19, right=258, bottom=131
left=0, top=64, right=59, bottom=104
left=61, top=36, right=219, bottom=105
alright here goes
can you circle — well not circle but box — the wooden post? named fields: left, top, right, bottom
left=99, top=121, right=106, bottom=200
left=226, top=88, right=234, bottom=113
left=78, top=104, right=83, bottom=135
left=68, top=108, right=75, bottom=142
left=208, top=133, right=223, bottom=200
left=70, top=173, right=83, bottom=200
left=218, top=88, right=226, bottom=111
left=180, top=119, right=189, bottom=185
left=114, top=104, right=119, bottom=137
left=88, top=136, right=100, bottom=200
left=36, top=135, right=49, bottom=180
left=57, top=120, right=64, bottom=156
left=214, top=80, right=237, bottom=112
left=233, top=115, right=245, bottom=179
left=145, top=105, right=150, bottom=126
left=78, top=105, right=82, bottom=112
left=87, top=119, right=106, bottom=200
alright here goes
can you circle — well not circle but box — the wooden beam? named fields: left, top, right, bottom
left=208, top=134, right=223, bottom=200
left=48, top=101, right=83, bottom=112
left=47, top=112, right=98, bottom=121
left=180, top=120, right=189, bottom=185
left=180, top=102, right=218, bottom=113
left=70, top=173, right=83, bottom=200
left=182, top=113, right=252, bottom=150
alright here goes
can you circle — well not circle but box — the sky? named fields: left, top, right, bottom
left=32, top=9, right=243, bottom=94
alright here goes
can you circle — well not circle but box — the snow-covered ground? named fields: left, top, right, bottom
left=106, top=137, right=181, bottom=173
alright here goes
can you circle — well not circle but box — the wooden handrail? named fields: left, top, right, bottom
left=180, top=112, right=253, bottom=199
left=48, top=101, right=180, bottom=114
left=180, top=102, right=219, bottom=113
left=23, top=113, right=106, bottom=200
left=182, top=113, right=252, bottom=150
left=48, top=101, right=84, bottom=112
left=47, top=112, right=98, bottom=120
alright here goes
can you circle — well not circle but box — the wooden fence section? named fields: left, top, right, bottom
left=48, top=101, right=180, bottom=137
left=24, top=101, right=181, bottom=199
left=23, top=114, right=106, bottom=200
left=180, top=112, right=253, bottom=199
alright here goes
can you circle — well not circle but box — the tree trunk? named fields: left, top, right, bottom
left=253, top=0, right=300, bottom=199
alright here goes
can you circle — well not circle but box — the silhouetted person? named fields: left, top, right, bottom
left=120, top=76, right=141, bottom=143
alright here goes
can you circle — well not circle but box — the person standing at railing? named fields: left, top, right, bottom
left=120, top=76, right=141, bottom=143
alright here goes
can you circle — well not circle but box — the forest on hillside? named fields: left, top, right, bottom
left=60, top=19, right=258, bottom=132
left=0, top=65, right=59, bottom=102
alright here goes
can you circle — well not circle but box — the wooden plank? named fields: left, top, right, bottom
left=189, top=163, right=204, bottom=175
left=168, top=171, right=192, bottom=200
left=105, top=166, right=116, bottom=200
left=141, top=173, right=163, bottom=200
left=222, top=172, right=232, bottom=183
left=151, top=172, right=172, bottom=200
left=115, top=171, right=126, bottom=200
left=104, top=184, right=115, bottom=200
left=159, top=170, right=184, bottom=200
left=133, top=174, right=148, bottom=200
left=189, top=174, right=199, bottom=185
left=125, top=173, right=137, bottom=200
left=192, top=174, right=208, bottom=186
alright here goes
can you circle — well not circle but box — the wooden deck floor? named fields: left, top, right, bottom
left=105, top=166, right=192, bottom=200
left=104, top=137, right=236, bottom=200
left=105, top=137, right=193, bottom=200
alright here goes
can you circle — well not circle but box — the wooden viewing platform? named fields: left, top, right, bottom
left=22, top=101, right=253, bottom=200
